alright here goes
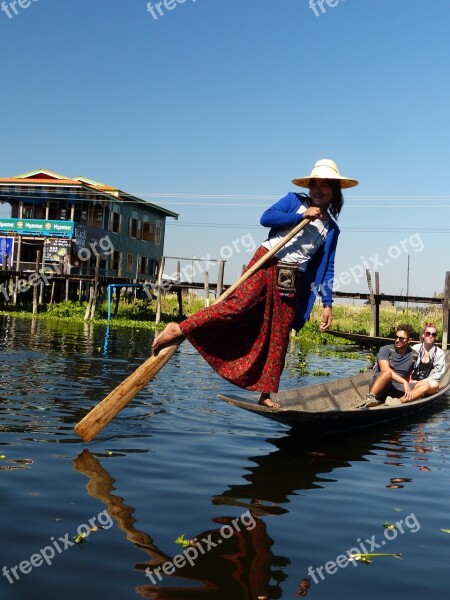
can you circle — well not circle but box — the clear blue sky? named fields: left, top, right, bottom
left=1, top=0, right=449, bottom=296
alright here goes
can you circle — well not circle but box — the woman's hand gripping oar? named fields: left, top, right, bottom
left=74, top=217, right=311, bottom=442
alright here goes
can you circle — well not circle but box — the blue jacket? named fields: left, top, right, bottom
left=260, top=192, right=340, bottom=331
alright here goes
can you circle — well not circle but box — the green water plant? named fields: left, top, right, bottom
left=348, top=552, right=402, bottom=564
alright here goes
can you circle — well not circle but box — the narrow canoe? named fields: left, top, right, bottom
left=218, top=351, right=450, bottom=435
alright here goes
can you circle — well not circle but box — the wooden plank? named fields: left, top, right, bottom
left=155, top=257, right=165, bottom=324
left=442, top=271, right=450, bottom=350
left=366, top=269, right=375, bottom=337
left=375, top=271, right=380, bottom=336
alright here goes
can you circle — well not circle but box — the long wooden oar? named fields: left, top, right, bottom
left=74, top=217, right=311, bottom=442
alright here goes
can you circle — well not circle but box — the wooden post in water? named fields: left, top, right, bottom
left=375, top=271, right=380, bottom=336
left=89, top=254, right=101, bottom=320
left=155, top=257, right=165, bottom=324
left=39, top=246, right=45, bottom=305
left=216, top=260, right=225, bottom=298
left=442, top=271, right=450, bottom=350
left=32, top=250, right=41, bottom=315
left=175, top=260, right=183, bottom=316
left=366, top=269, right=376, bottom=337
left=113, top=286, right=121, bottom=317
left=84, top=287, right=93, bottom=321
left=176, top=287, right=183, bottom=317
left=204, top=271, right=210, bottom=307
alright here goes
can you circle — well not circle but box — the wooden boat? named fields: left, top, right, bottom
left=326, top=330, right=442, bottom=348
left=326, top=330, right=400, bottom=346
left=218, top=351, right=450, bottom=435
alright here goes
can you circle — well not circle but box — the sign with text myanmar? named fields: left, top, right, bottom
left=0, top=218, right=74, bottom=237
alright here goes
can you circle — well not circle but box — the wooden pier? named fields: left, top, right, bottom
left=1, top=257, right=449, bottom=350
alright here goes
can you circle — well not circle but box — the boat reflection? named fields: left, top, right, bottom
left=212, top=433, right=377, bottom=515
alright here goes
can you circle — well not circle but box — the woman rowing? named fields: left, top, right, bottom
left=152, top=159, right=358, bottom=408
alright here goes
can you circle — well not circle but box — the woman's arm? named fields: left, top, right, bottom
left=429, top=349, right=446, bottom=382
left=260, top=193, right=306, bottom=228
left=320, top=229, right=339, bottom=307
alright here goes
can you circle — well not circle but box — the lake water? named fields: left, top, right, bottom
left=0, top=315, right=449, bottom=600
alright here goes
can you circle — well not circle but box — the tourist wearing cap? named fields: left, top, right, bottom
left=153, top=159, right=358, bottom=408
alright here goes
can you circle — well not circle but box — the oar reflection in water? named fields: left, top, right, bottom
left=73, top=450, right=284, bottom=599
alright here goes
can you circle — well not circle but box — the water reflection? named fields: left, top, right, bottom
left=64, top=413, right=450, bottom=597
left=73, top=428, right=408, bottom=599
left=212, top=434, right=376, bottom=515
left=0, top=315, right=159, bottom=441
left=74, top=449, right=285, bottom=599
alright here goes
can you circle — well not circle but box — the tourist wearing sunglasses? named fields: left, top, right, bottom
left=363, top=323, right=416, bottom=407
left=406, top=322, right=445, bottom=403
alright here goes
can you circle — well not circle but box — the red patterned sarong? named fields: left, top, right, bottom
left=179, top=247, right=297, bottom=393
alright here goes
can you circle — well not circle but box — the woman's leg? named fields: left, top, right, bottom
left=258, top=393, right=280, bottom=408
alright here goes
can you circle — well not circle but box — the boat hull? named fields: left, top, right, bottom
left=218, top=351, right=450, bottom=435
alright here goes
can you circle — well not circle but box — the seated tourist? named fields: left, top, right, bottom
left=405, top=322, right=445, bottom=402
left=363, top=324, right=416, bottom=407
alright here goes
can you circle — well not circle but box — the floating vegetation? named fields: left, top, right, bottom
left=348, top=552, right=402, bottom=564
left=308, top=349, right=367, bottom=360
left=175, top=534, right=192, bottom=548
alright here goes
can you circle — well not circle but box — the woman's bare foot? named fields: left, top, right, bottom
left=258, top=393, right=280, bottom=409
left=152, top=323, right=184, bottom=355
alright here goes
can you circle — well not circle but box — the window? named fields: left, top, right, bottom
left=48, top=200, right=59, bottom=220
left=110, top=250, right=120, bottom=271
left=155, top=221, right=162, bottom=245
left=95, top=209, right=103, bottom=224
left=142, top=218, right=154, bottom=242
left=139, top=256, right=148, bottom=275
left=71, top=202, right=86, bottom=222
left=126, top=253, right=133, bottom=273
left=110, top=205, right=121, bottom=233
left=128, top=211, right=141, bottom=239
left=128, top=217, right=136, bottom=238
left=23, top=204, right=34, bottom=219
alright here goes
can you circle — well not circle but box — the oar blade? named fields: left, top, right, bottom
left=74, top=342, right=181, bottom=442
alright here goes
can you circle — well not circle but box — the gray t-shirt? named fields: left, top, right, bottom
left=373, top=345, right=415, bottom=391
